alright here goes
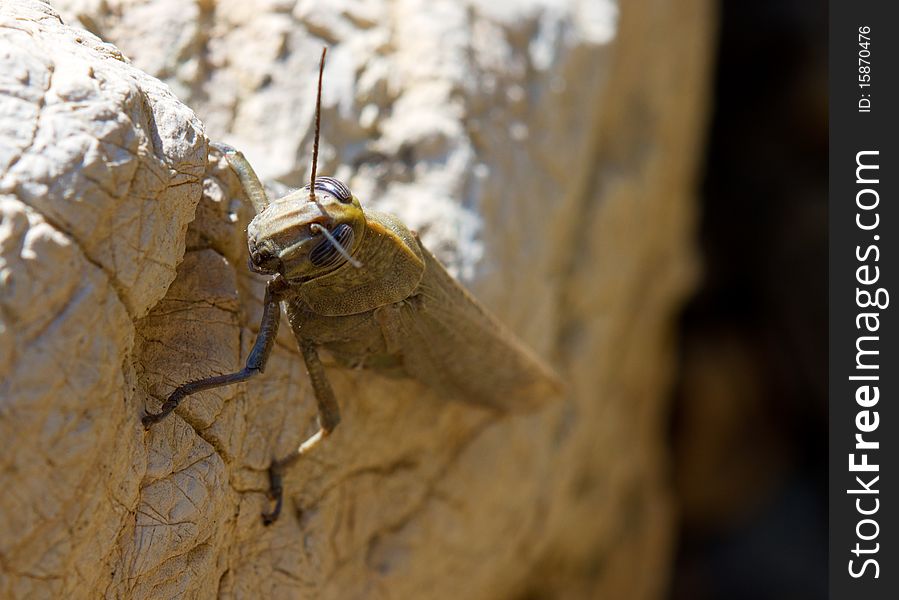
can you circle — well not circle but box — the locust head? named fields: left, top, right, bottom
left=247, top=177, right=364, bottom=281
left=241, top=46, right=364, bottom=283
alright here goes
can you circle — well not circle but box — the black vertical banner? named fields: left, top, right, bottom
left=830, top=2, right=899, bottom=598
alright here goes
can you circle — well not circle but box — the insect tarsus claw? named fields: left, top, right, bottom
left=261, top=461, right=284, bottom=524
left=209, top=141, right=237, bottom=155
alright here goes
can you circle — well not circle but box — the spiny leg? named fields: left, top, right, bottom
left=263, top=341, right=341, bottom=525
left=142, top=276, right=287, bottom=428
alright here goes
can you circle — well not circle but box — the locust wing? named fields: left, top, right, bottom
left=382, top=246, right=564, bottom=410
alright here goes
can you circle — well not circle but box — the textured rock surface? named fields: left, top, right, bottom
left=1, top=0, right=713, bottom=598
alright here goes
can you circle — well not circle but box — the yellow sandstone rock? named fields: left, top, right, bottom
left=1, top=0, right=712, bottom=597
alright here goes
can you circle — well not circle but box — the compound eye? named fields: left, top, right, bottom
left=308, top=176, right=353, bottom=204
left=310, top=223, right=355, bottom=269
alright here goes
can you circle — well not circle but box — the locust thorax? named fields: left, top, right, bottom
left=247, top=177, right=365, bottom=282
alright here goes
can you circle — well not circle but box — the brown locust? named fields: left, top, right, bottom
left=142, top=48, right=561, bottom=524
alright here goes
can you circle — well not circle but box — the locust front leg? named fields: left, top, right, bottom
left=142, top=275, right=288, bottom=428
left=262, top=341, right=341, bottom=525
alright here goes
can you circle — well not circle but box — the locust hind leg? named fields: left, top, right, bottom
left=263, top=341, right=341, bottom=525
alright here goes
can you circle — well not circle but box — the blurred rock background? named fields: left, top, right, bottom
left=671, top=2, right=827, bottom=599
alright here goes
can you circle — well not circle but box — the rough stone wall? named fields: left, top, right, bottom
left=0, top=0, right=713, bottom=598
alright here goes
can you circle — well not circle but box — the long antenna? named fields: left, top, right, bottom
left=309, top=46, right=327, bottom=202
